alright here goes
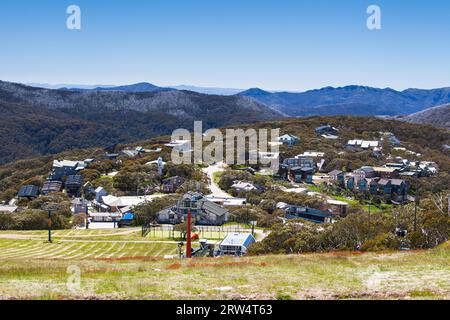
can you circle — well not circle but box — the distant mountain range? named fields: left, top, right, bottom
left=28, top=82, right=450, bottom=118
left=28, top=82, right=243, bottom=95
left=0, top=81, right=281, bottom=164
left=237, top=86, right=450, bottom=116
left=3, top=80, right=449, bottom=164
left=169, top=85, right=244, bottom=95
left=400, top=104, right=450, bottom=129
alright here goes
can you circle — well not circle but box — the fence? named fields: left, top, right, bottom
left=141, top=224, right=250, bottom=240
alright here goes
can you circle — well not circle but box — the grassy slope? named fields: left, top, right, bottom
left=0, top=232, right=448, bottom=300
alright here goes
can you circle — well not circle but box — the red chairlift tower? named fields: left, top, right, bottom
left=186, top=209, right=192, bottom=258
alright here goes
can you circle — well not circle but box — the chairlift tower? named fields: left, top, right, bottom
left=43, top=203, right=59, bottom=243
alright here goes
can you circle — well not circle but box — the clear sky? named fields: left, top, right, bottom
left=0, top=0, right=449, bottom=91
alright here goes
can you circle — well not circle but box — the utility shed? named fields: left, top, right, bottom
left=219, top=233, right=256, bottom=256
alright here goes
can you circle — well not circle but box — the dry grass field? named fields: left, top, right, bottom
left=0, top=230, right=448, bottom=300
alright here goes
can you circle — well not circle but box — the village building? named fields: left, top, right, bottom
left=89, top=212, right=122, bottom=223
left=65, top=175, right=84, bottom=197
left=278, top=134, right=300, bottom=146
left=17, top=185, right=39, bottom=200
left=204, top=196, right=247, bottom=207
left=41, top=180, right=63, bottom=195
left=120, top=149, right=140, bottom=158
left=279, top=157, right=317, bottom=183
left=346, top=139, right=380, bottom=150
left=297, top=151, right=325, bottom=158
left=353, top=167, right=377, bottom=180
left=161, top=176, right=186, bottom=193
left=358, top=178, right=380, bottom=194
left=219, top=233, right=256, bottom=256
left=258, top=152, right=280, bottom=168
left=326, top=199, right=348, bottom=216
left=315, top=125, right=339, bottom=137
left=0, top=205, right=18, bottom=213
left=345, top=175, right=356, bottom=190
left=94, top=186, right=108, bottom=202
left=104, top=153, right=119, bottom=160
left=49, top=159, right=91, bottom=181
left=157, top=192, right=229, bottom=226
left=277, top=202, right=333, bottom=224
left=328, top=170, right=346, bottom=186
left=372, top=167, right=400, bottom=179
left=389, top=179, right=410, bottom=203
left=98, top=195, right=161, bottom=212
left=72, top=198, right=88, bottom=214
left=231, top=181, right=257, bottom=193
left=118, top=213, right=135, bottom=228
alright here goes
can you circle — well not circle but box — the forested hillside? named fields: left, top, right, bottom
left=1, top=116, right=448, bottom=202
left=0, top=81, right=282, bottom=164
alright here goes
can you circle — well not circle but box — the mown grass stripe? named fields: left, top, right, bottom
left=80, top=242, right=110, bottom=259
left=37, top=242, right=79, bottom=259
left=65, top=242, right=98, bottom=260
left=0, top=241, right=44, bottom=259
left=60, top=242, right=90, bottom=260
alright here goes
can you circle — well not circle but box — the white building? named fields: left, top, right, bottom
left=231, top=181, right=257, bottom=192
left=346, top=140, right=380, bottom=150
left=219, top=233, right=256, bottom=256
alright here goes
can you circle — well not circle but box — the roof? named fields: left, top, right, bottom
left=327, top=199, right=349, bottom=206
left=220, top=233, right=255, bottom=248
left=315, top=125, right=338, bottom=132
left=290, top=166, right=314, bottom=173
left=322, top=134, right=339, bottom=139
left=101, top=195, right=119, bottom=206
left=391, top=179, right=406, bottom=186
left=258, top=152, right=279, bottom=159
left=279, top=134, right=300, bottom=140
left=18, top=185, right=39, bottom=198
left=71, top=198, right=88, bottom=205
left=53, top=160, right=80, bottom=168
left=121, top=149, right=140, bottom=157
left=283, top=187, right=308, bottom=194
left=199, top=200, right=229, bottom=217
left=66, top=175, right=83, bottom=185
left=102, top=195, right=165, bottom=207
left=121, top=213, right=134, bottom=221
left=89, top=212, right=121, bottom=218
left=231, top=181, right=256, bottom=190
left=373, top=167, right=398, bottom=173
left=355, top=166, right=375, bottom=173
left=0, top=205, right=18, bottom=213
left=204, top=196, right=247, bottom=206
left=347, top=140, right=379, bottom=148
left=42, top=180, right=62, bottom=192
left=297, top=151, right=325, bottom=158
left=378, top=179, right=391, bottom=186
left=95, top=186, right=106, bottom=193
left=328, top=170, right=344, bottom=176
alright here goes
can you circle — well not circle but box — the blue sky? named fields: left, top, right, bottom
left=0, top=0, right=449, bottom=91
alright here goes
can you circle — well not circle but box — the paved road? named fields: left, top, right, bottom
left=202, top=162, right=232, bottom=198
